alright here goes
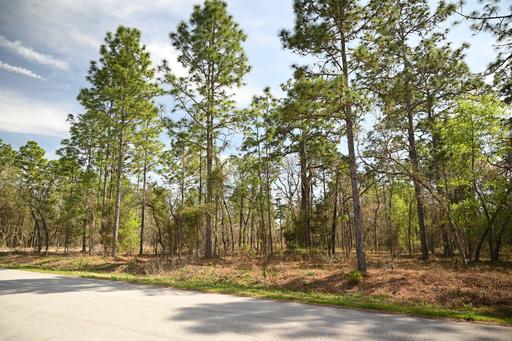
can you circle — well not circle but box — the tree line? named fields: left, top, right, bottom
left=0, top=0, right=511, bottom=272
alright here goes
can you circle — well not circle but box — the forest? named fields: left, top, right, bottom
left=0, top=0, right=511, bottom=278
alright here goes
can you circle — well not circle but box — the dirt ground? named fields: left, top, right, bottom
left=1, top=250, right=511, bottom=312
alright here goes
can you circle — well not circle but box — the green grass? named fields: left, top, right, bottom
left=1, top=261, right=511, bottom=326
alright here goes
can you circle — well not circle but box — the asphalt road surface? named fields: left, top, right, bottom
left=0, top=269, right=510, bottom=341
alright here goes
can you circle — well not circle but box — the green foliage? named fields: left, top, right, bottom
left=76, top=25, right=162, bottom=255
left=463, top=303, right=476, bottom=321
left=283, top=229, right=298, bottom=251
left=119, top=209, right=140, bottom=255
left=162, top=0, right=250, bottom=124
left=461, top=0, right=511, bottom=101
left=161, top=0, right=250, bottom=258
left=442, top=95, right=510, bottom=257
left=1, top=0, right=511, bottom=274
left=346, top=270, right=364, bottom=285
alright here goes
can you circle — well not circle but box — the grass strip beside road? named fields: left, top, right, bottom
left=1, top=261, right=510, bottom=326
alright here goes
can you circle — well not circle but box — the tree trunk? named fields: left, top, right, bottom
left=383, top=183, right=395, bottom=257
left=265, top=146, right=273, bottom=255
left=39, top=210, right=49, bottom=253
left=220, top=197, right=227, bottom=254
left=112, top=131, right=124, bottom=257
left=440, top=168, right=468, bottom=263
left=100, top=158, right=109, bottom=254
left=82, top=217, right=87, bottom=253
left=197, top=152, right=202, bottom=259
left=340, top=27, right=366, bottom=272
left=29, top=207, right=41, bottom=253
left=257, top=128, right=267, bottom=255
left=299, top=137, right=311, bottom=248
left=139, top=159, right=147, bottom=255
left=406, top=108, right=429, bottom=260
left=373, top=184, right=381, bottom=253
left=223, top=197, right=234, bottom=253
left=407, top=196, right=413, bottom=255
left=239, top=193, right=244, bottom=249
left=441, top=222, right=453, bottom=257
left=89, top=185, right=98, bottom=254
left=474, top=227, right=489, bottom=262
left=330, top=171, right=339, bottom=256
left=250, top=212, right=254, bottom=251
left=205, top=110, right=213, bottom=258
left=493, top=216, right=510, bottom=262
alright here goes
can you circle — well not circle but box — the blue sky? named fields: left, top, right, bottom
left=0, top=0, right=498, bottom=158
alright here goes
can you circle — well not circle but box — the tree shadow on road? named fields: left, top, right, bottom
left=169, top=299, right=509, bottom=341
left=0, top=269, right=197, bottom=297
left=0, top=269, right=509, bottom=340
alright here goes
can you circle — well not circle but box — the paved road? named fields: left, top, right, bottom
left=0, top=269, right=510, bottom=341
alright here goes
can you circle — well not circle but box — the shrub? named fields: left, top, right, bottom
left=283, top=229, right=297, bottom=251
left=463, top=303, right=475, bottom=321
left=346, top=270, right=364, bottom=285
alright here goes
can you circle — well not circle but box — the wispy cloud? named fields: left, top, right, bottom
left=51, top=0, right=196, bottom=19
left=0, top=60, right=44, bottom=80
left=68, top=31, right=101, bottom=49
left=0, top=35, right=69, bottom=71
left=0, top=91, right=70, bottom=135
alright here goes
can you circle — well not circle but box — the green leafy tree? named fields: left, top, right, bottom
left=130, top=110, right=163, bottom=255
left=241, top=87, right=282, bottom=254
left=357, top=0, right=457, bottom=261
left=442, top=96, right=510, bottom=261
left=79, top=26, right=160, bottom=256
left=0, top=140, right=20, bottom=247
left=161, top=0, right=250, bottom=258
left=281, top=0, right=381, bottom=272
left=55, top=144, right=85, bottom=252
left=275, top=74, right=339, bottom=250
left=17, top=141, right=55, bottom=253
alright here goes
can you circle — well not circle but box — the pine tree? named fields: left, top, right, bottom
left=78, top=26, right=160, bottom=257
left=161, top=0, right=250, bottom=258
left=130, top=110, right=163, bottom=255
left=281, top=0, right=376, bottom=272
left=358, top=0, right=483, bottom=262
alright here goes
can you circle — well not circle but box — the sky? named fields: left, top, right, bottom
left=0, top=0, right=499, bottom=158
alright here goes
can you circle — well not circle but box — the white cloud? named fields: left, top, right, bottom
left=0, top=60, right=44, bottom=80
left=231, top=85, right=257, bottom=107
left=0, top=35, right=69, bottom=71
left=0, top=91, right=70, bottom=136
left=146, top=41, right=188, bottom=77
left=0, top=1, right=202, bottom=68
left=49, top=0, right=196, bottom=19
left=230, top=84, right=285, bottom=108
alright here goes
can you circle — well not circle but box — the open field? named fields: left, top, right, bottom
left=1, top=251, right=511, bottom=325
